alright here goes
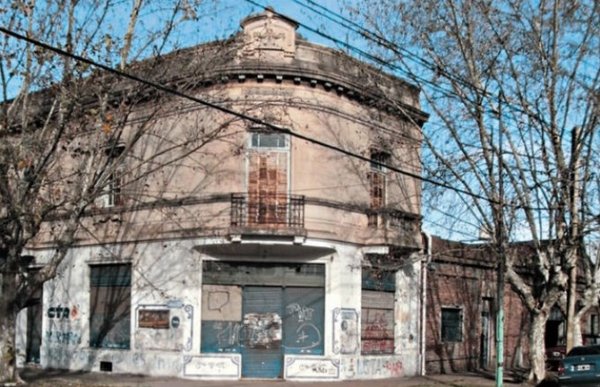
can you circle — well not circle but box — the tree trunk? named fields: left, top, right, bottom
left=573, top=305, right=589, bottom=348
left=528, top=312, right=548, bottom=383
left=573, top=314, right=583, bottom=347
left=0, top=272, right=21, bottom=384
left=566, top=265, right=577, bottom=352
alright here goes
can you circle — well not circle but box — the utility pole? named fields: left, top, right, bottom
left=495, top=93, right=505, bottom=387
left=566, top=126, right=581, bottom=352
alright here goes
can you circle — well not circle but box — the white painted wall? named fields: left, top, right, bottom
left=17, top=237, right=422, bottom=380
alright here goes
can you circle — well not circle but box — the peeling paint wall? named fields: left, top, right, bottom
left=396, top=260, right=422, bottom=374
left=17, top=239, right=423, bottom=380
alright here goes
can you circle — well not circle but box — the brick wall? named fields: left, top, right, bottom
left=425, top=237, right=530, bottom=374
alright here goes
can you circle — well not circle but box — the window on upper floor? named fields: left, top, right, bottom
left=441, top=307, right=463, bottom=342
left=370, top=149, right=391, bottom=172
left=361, top=267, right=396, bottom=355
left=368, top=172, right=385, bottom=208
left=368, top=149, right=389, bottom=220
left=103, top=143, right=125, bottom=207
left=250, top=131, right=288, bottom=149
left=246, top=129, right=290, bottom=225
left=90, top=264, right=131, bottom=349
left=106, top=172, right=123, bottom=207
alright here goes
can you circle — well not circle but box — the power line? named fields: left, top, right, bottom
left=0, top=25, right=506, bottom=207
left=243, top=0, right=469, bottom=107
left=244, top=1, right=573, bottom=176
left=286, top=0, right=592, bottom=174
left=243, top=1, right=532, bottom=163
left=287, top=0, right=551, bottom=127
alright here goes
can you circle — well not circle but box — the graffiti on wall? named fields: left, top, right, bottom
left=344, top=357, right=404, bottom=378
left=130, top=352, right=183, bottom=373
left=214, top=321, right=242, bottom=349
left=47, top=305, right=79, bottom=319
left=45, top=304, right=82, bottom=347
left=44, top=348, right=90, bottom=366
left=183, top=355, right=240, bottom=378
left=285, top=303, right=321, bottom=352
left=45, top=330, right=81, bottom=345
left=332, top=308, right=359, bottom=354
left=286, top=303, right=314, bottom=322
left=285, top=357, right=340, bottom=379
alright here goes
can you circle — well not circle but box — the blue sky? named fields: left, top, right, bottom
left=172, top=0, right=352, bottom=50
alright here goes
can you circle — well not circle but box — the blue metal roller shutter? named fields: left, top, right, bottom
left=241, top=286, right=283, bottom=378
left=283, top=287, right=324, bottom=355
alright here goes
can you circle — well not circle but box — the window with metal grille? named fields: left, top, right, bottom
left=89, top=264, right=131, bottom=349
left=361, top=268, right=395, bottom=354
left=441, top=307, right=463, bottom=342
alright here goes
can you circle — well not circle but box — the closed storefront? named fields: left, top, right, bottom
left=201, top=261, right=325, bottom=378
left=361, top=268, right=396, bottom=355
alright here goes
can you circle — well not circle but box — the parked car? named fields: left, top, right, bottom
left=558, top=345, right=600, bottom=386
left=547, top=345, right=567, bottom=371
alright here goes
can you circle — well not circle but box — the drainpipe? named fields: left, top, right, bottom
left=420, top=232, right=432, bottom=376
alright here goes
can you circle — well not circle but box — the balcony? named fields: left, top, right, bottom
left=366, top=208, right=421, bottom=249
left=230, top=193, right=305, bottom=236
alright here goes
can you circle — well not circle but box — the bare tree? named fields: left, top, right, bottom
left=349, top=0, right=599, bottom=382
left=0, top=0, right=239, bottom=382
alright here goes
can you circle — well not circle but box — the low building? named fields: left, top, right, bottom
left=424, top=236, right=569, bottom=374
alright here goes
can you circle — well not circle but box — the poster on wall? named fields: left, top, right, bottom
left=138, top=309, right=170, bottom=329
left=333, top=308, right=359, bottom=354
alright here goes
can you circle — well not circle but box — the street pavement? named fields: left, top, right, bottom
left=16, top=367, right=557, bottom=387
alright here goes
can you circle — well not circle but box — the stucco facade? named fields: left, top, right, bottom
left=16, top=9, right=427, bottom=381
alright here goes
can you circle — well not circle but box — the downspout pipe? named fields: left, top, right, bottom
left=421, top=232, right=432, bottom=376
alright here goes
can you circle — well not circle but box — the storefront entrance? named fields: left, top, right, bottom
left=201, top=261, right=325, bottom=378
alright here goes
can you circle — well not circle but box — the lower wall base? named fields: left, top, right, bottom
left=37, top=348, right=419, bottom=381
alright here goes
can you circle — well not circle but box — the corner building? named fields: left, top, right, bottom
left=17, top=9, right=428, bottom=381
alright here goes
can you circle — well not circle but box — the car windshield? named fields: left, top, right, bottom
left=567, top=346, right=600, bottom=356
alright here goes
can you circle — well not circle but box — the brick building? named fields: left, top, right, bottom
left=16, top=9, right=428, bottom=381
left=424, top=234, right=600, bottom=378
left=424, top=236, right=571, bottom=374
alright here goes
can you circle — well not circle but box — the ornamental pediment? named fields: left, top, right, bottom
left=239, top=7, right=297, bottom=61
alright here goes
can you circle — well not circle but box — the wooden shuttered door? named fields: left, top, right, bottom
left=247, top=152, right=288, bottom=225
left=368, top=171, right=385, bottom=209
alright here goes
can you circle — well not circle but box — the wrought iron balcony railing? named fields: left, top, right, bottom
left=230, top=193, right=305, bottom=228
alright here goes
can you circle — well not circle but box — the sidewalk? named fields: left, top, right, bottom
left=18, top=367, right=548, bottom=387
